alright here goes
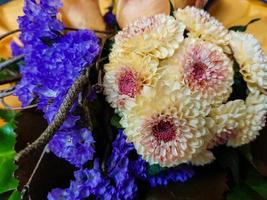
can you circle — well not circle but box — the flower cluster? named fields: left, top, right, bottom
left=14, top=0, right=100, bottom=167
left=104, top=6, right=267, bottom=167
left=48, top=130, right=193, bottom=200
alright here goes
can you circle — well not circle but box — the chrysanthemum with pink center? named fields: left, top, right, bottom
left=160, top=38, right=233, bottom=105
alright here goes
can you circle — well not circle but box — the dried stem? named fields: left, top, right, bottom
left=0, top=29, right=20, bottom=40
left=0, top=55, right=24, bottom=71
left=15, top=66, right=92, bottom=162
left=0, top=75, right=21, bottom=85
left=21, top=145, right=48, bottom=200
left=0, top=86, right=16, bottom=98
left=64, top=27, right=113, bottom=35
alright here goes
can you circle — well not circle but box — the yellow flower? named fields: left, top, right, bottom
left=110, top=14, right=185, bottom=60
left=121, top=87, right=211, bottom=167
left=159, top=37, right=234, bottom=105
left=171, top=0, right=208, bottom=9
left=174, top=6, right=230, bottom=52
left=103, top=53, right=158, bottom=113
left=229, top=31, right=267, bottom=94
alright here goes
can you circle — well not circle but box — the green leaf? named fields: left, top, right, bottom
left=0, top=59, right=20, bottom=82
left=0, top=153, right=18, bottom=193
left=0, top=109, right=17, bottom=127
left=110, top=114, right=123, bottom=129
left=147, top=164, right=166, bottom=176
left=0, top=110, right=19, bottom=198
left=246, top=170, right=267, bottom=198
left=229, top=18, right=260, bottom=32
left=8, top=190, right=20, bottom=200
left=0, top=124, right=16, bottom=154
left=227, top=185, right=265, bottom=200
left=169, top=0, right=174, bottom=16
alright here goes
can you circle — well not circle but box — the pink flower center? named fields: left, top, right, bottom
left=190, top=62, right=207, bottom=83
left=118, top=68, right=141, bottom=98
left=209, top=129, right=236, bottom=148
left=183, top=44, right=227, bottom=92
left=152, top=120, right=176, bottom=143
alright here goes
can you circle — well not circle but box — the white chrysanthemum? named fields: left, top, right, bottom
left=208, top=100, right=246, bottom=148
left=227, top=92, right=267, bottom=147
left=159, top=38, right=233, bottom=105
left=110, top=14, right=185, bottom=59
left=229, top=31, right=267, bottom=94
left=121, top=88, right=211, bottom=167
left=174, top=6, right=230, bottom=51
left=103, top=53, right=159, bottom=112
left=190, top=150, right=215, bottom=166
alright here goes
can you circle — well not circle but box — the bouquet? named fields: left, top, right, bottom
left=0, top=0, right=267, bottom=199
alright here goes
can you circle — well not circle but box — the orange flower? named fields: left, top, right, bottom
left=116, top=0, right=170, bottom=28
left=171, top=0, right=208, bottom=9
left=60, top=0, right=106, bottom=31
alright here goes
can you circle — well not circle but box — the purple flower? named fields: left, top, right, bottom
left=104, top=10, right=117, bottom=26
left=18, top=0, right=63, bottom=44
left=148, top=166, right=194, bottom=187
left=14, top=0, right=100, bottom=168
left=47, top=188, right=77, bottom=200
left=48, top=127, right=95, bottom=168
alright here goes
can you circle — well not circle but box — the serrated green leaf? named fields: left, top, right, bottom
left=0, top=124, right=16, bottom=154
left=229, top=18, right=260, bottom=32
left=0, top=153, right=18, bottom=193
left=0, top=110, right=19, bottom=197
left=0, top=109, right=17, bottom=127
left=110, top=114, right=122, bottom=129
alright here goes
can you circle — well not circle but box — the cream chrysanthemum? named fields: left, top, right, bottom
left=190, top=150, right=215, bottom=166
left=227, top=92, right=267, bottom=147
left=121, top=88, right=211, bottom=167
left=229, top=31, right=267, bottom=94
left=174, top=6, right=230, bottom=52
left=159, top=38, right=233, bottom=105
left=110, top=14, right=185, bottom=59
left=208, top=93, right=267, bottom=147
left=103, top=53, right=159, bottom=112
left=208, top=100, right=246, bottom=148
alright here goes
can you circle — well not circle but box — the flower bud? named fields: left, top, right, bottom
left=116, top=0, right=170, bottom=28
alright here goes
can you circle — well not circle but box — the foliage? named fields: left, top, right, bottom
left=229, top=18, right=260, bottom=32
left=227, top=169, right=267, bottom=200
left=0, top=109, right=20, bottom=200
left=0, top=59, right=19, bottom=82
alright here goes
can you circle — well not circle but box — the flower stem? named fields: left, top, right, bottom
left=15, top=65, right=92, bottom=162
left=0, top=55, right=24, bottom=71
left=0, top=29, right=20, bottom=41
